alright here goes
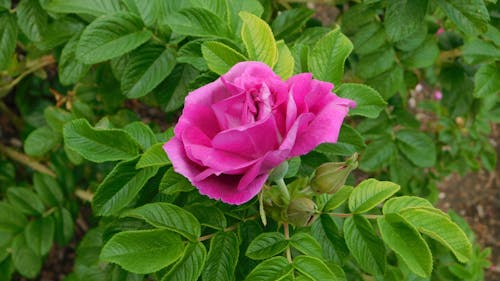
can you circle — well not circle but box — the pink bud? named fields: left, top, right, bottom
left=434, top=90, right=443, bottom=100
left=436, top=27, right=445, bottom=35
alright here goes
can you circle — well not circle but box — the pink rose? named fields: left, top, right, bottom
left=163, top=62, right=355, bottom=204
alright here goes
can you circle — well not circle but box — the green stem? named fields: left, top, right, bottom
left=283, top=222, right=292, bottom=263
left=276, top=178, right=290, bottom=203
left=0, top=143, right=56, bottom=177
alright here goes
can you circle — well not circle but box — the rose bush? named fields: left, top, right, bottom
left=164, top=61, right=355, bottom=204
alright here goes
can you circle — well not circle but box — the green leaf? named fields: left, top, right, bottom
left=24, top=216, right=54, bottom=256
left=311, top=215, right=349, bottom=261
left=462, top=39, right=500, bottom=64
left=36, top=17, right=85, bottom=51
left=44, top=107, right=73, bottom=133
left=123, top=121, right=158, bottom=150
left=344, top=216, right=385, bottom=275
left=474, top=63, right=500, bottom=98
left=240, top=11, right=278, bottom=67
left=7, top=187, right=45, bottom=215
left=12, top=235, right=42, bottom=278
left=63, top=119, right=140, bottom=163
left=367, top=65, right=405, bottom=100
left=274, top=40, right=294, bottom=80
left=401, top=37, right=439, bottom=68
left=189, top=0, right=229, bottom=23
left=335, top=83, right=386, bottom=118
left=45, top=0, right=122, bottom=16
left=92, top=158, right=159, bottom=216
left=400, top=208, right=472, bottom=262
left=123, top=202, right=201, bottom=241
left=271, top=8, right=314, bottom=40
left=76, top=12, right=152, bottom=64
left=435, top=0, right=489, bottom=35
left=244, top=257, right=292, bottom=281
left=133, top=0, right=162, bottom=27
left=136, top=143, right=170, bottom=168
left=377, top=213, right=432, bottom=277
left=383, top=196, right=433, bottom=214
left=323, top=186, right=353, bottom=212
left=246, top=232, right=288, bottom=260
left=293, top=255, right=343, bottom=281
left=33, top=173, right=64, bottom=207
left=395, top=129, right=436, bottom=168
left=359, top=138, right=396, bottom=172
left=290, top=232, right=323, bottom=258
left=0, top=13, right=17, bottom=70
left=161, top=242, right=207, bottom=281
left=156, top=64, right=199, bottom=112
left=349, top=179, right=400, bottom=213
left=121, top=45, right=176, bottom=98
left=201, top=41, right=247, bottom=75
left=315, top=125, right=366, bottom=157
left=352, top=22, right=386, bottom=56
left=24, top=126, right=61, bottom=157
left=100, top=229, right=184, bottom=274
left=356, top=49, right=395, bottom=79
left=0, top=202, right=28, bottom=234
left=159, top=167, right=195, bottom=195
left=384, top=0, right=428, bottom=42
left=53, top=207, right=74, bottom=246
left=308, top=27, right=353, bottom=85
left=229, top=0, right=264, bottom=32
left=59, top=34, right=91, bottom=85
left=0, top=0, right=10, bottom=10
left=202, top=231, right=239, bottom=281
left=185, top=203, right=227, bottom=230
left=16, top=0, right=47, bottom=41
left=165, top=8, right=232, bottom=38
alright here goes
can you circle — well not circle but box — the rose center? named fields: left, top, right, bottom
left=243, top=83, right=275, bottom=123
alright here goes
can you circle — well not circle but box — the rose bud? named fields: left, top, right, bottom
left=311, top=153, right=358, bottom=194
left=287, top=197, right=317, bottom=227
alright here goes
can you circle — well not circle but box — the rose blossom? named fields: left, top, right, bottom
left=163, top=62, right=355, bottom=204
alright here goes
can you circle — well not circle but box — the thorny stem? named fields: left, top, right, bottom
left=0, top=143, right=56, bottom=177
left=326, top=212, right=381, bottom=219
left=198, top=215, right=258, bottom=242
left=283, top=222, right=292, bottom=263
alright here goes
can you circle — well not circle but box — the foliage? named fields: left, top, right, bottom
left=0, top=0, right=498, bottom=280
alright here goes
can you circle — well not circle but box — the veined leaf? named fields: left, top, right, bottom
left=308, top=27, right=353, bottom=85
left=435, top=0, right=489, bottom=35
left=121, top=45, right=176, bottom=98
left=100, top=229, right=184, bottom=274
left=161, top=242, right=207, bottom=281
left=395, top=129, right=436, bottom=168
left=63, top=119, right=140, bottom=163
left=293, top=255, right=343, bottom=281
left=45, top=0, right=122, bottom=16
left=335, top=83, right=386, bottom=118
left=24, top=126, right=61, bottom=157
left=76, top=12, right=152, bottom=64
left=344, top=216, right=385, bottom=275
left=274, top=40, right=294, bottom=80
left=359, top=137, right=396, bottom=172
left=0, top=13, right=17, bottom=70
left=202, top=231, right=239, bottom=281
left=323, top=186, right=353, bottom=212
left=165, top=8, right=232, bottom=38
left=383, top=196, right=433, bottom=214
left=11, top=235, right=42, bottom=279
left=136, top=143, right=170, bottom=168
left=349, top=179, right=400, bottom=213
left=33, top=173, right=64, bottom=207
left=92, top=157, right=159, bottom=216
left=123, top=202, right=201, bottom=241
left=0, top=202, right=28, bottom=234
left=384, top=0, right=428, bottom=41
left=123, top=121, right=158, bottom=150
left=377, top=213, right=432, bottom=278
left=310, top=215, right=349, bottom=261
left=201, top=41, right=247, bottom=75
left=271, top=8, right=314, bottom=40
left=473, top=63, right=500, bottom=98
left=185, top=203, right=227, bottom=230
left=240, top=11, right=278, bottom=67
left=59, top=34, right=91, bottom=85
left=159, top=167, right=195, bottom=195
left=7, top=187, right=45, bottom=216
left=400, top=208, right=472, bottom=263
left=246, top=232, right=288, bottom=260
left=16, top=0, right=47, bottom=42
left=244, top=257, right=292, bottom=281
left=24, top=216, right=54, bottom=256
left=315, top=125, right=365, bottom=157
left=53, top=207, right=74, bottom=246
left=290, top=232, right=322, bottom=258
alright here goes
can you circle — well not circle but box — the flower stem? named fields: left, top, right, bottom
left=0, top=143, right=56, bottom=177
left=283, top=222, right=292, bottom=263
left=276, top=178, right=290, bottom=203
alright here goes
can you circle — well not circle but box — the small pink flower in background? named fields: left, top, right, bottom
left=434, top=90, right=443, bottom=100
left=164, top=61, right=355, bottom=204
left=436, top=27, right=445, bottom=35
